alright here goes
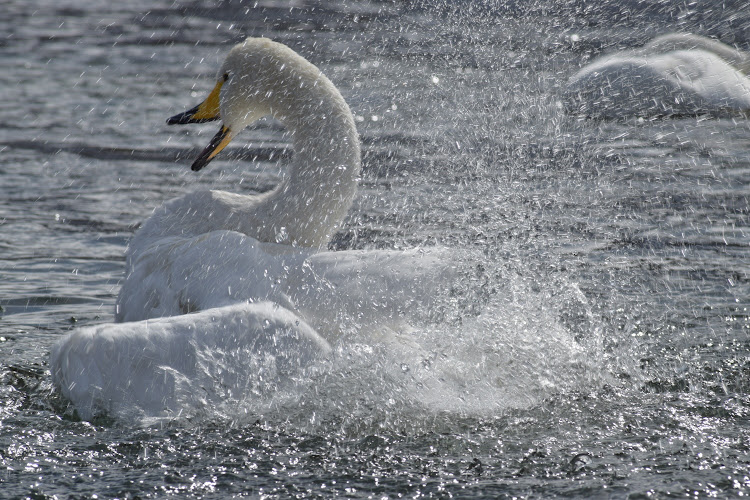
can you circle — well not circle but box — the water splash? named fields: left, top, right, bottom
left=145, top=266, right=617, bottom=432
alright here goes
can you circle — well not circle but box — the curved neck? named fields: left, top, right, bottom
left=241, top=74, right=361, bottom=248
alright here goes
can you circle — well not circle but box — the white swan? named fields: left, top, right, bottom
left=115, top=37, right=450, bottom=330
left=50, top=38, right=453, bottom=419
left=564, top=33, right=750, bottom=118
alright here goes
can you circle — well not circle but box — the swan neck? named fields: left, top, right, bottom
left=253, top=75, right=361, bottom=248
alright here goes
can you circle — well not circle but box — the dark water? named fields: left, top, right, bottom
left=2, top=0, right=749, bottom=497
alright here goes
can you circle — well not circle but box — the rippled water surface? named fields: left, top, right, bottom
left=2, top=0, right=749, bottom=498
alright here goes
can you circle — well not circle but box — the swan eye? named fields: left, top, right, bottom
left=223, top=73, right=230, bottom=82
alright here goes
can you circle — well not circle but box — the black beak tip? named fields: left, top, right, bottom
left=190, top=151, right=213, bottom=172
left=188, top=126, right=229, bottom=172
left=166, top=111, right=192, bottom=125
left=167, top=103, right=220, bottom=125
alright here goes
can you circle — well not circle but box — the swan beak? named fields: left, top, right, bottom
left=165, top=79, right=232, bottom=171
left=190, top=125, right=234, bottom=171
left=166, top=79, right=224, bottom=124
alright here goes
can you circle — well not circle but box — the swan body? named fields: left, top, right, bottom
left=116, top=228, right=452, bottom=336
left=51, top=38, right=455, bottom=419
left=565, top=33, right=750, bottom=117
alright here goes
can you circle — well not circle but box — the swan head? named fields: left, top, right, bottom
left=167, top=38, right=304, bottom=171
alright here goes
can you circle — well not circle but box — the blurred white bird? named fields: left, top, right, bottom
left=565, top=33, right=750, bottom=118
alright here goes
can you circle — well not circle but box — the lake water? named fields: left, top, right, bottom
left=1, top=0, right=749, bottom=497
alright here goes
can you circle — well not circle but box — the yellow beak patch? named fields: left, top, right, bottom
left=166, top=79, right=224, bottom=124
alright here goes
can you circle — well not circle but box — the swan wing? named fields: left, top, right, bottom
left=51, top=302, right=330, bottom=420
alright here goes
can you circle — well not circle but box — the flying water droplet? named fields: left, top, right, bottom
left=275, top=226, right=289, bottom=243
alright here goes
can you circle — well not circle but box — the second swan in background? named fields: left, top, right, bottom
left=564, top=33, right=750, bottom=118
